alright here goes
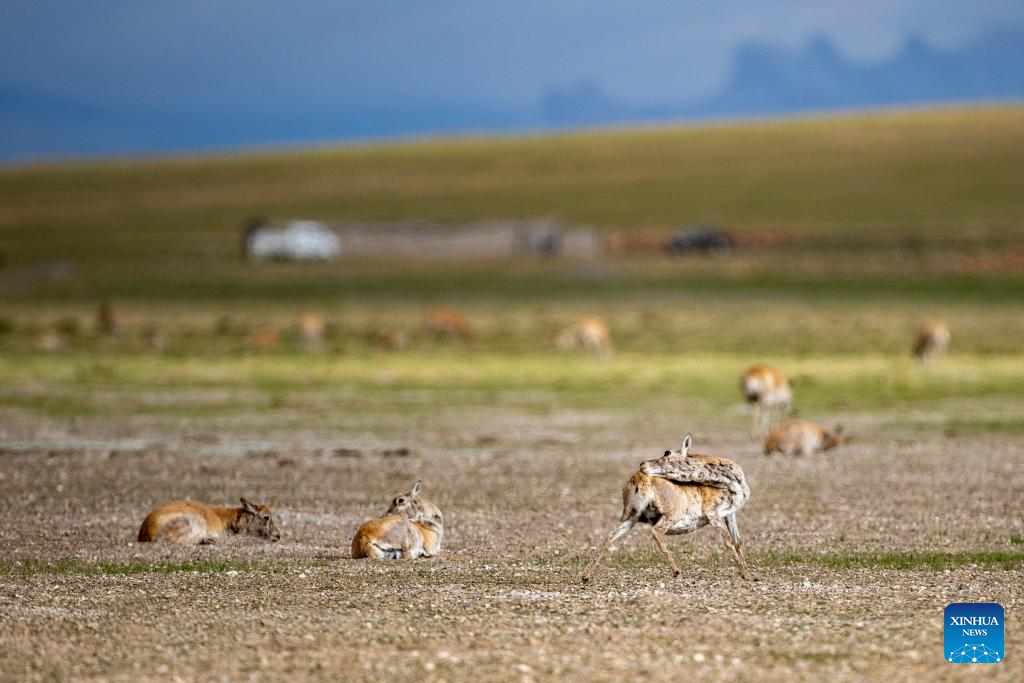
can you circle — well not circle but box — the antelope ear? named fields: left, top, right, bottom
left=682, top=434, right=692, bottom=455
left=410, top=480, right=422, bottom=496
left=240, top=497, right=258, bottom=514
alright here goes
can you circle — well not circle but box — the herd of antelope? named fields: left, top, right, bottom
left=34, top=303, right=615, bottom=354
left=133, top=317, right=950, bottom=583
left=36, top=304, right=947, bottom=367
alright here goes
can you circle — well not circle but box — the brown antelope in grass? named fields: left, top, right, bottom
left=423, top=308, right=471, bottom=341
left=582, top=435, right=752, bottom=583
left=557, top=315, right=613, bottom=358
left=741, top=364, right=792, bottom=439
left=137, top=498, right=280, bottom=545
left=35, top=331, right=64, bottom=352
left=352, top=481, right=444, bottom=559
left=142, top=325, right=167, bottom=351
left=97, top=301, right=121, bottom=336
left=369, top=328, right=408, bottom=351
left=297, top=312, right=325, bottom=350
left=248, top=328, right=281, bottom=351
left=912, top=320, right=950, bottom=363
left=764, top=420, right=844, bottom=456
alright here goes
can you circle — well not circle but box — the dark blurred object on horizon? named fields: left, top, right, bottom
left=665, top=225, right=734, bottom=255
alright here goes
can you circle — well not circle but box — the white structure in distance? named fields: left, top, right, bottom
left=244, top=220, right=341, bottom=262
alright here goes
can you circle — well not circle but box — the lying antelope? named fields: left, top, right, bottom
left=557, top=315, right=613, bottom=358
left=912, top=320, right=950, bottom=363
left=352, top=481, right=444, bottom=559
left=137, top=498, right=280, bottom=545
left=741, top=364, right=792, bottom=438
left=764, top=420, right=844, bottom=456
left=582, top=435, right=751, bottom=583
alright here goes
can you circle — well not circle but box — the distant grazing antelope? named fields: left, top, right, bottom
left=352, top=481, right=444, bottom=559
left=912, top=320, right=950, bottom=363
left=142, top=325, right=167, bottom=351
left=248, top=328, right=281, bottom=351
left=137, top=498, right=280, bottom=545
left=35, top=331, right=64, bottom=352
left=557, top=315, right=614, bottom=358
left=97, top=301, right=121, bottom=336
left=741, top=364, right=792, bottom=438
left=582, top=435, right=751, bottom=583
left=369, top=328, right=408, bottom=351
left=297, top=312, right=325, bottom=350
left=423, top=308, right=471, bottom=341
left=764, top=420, right=844, bottom=456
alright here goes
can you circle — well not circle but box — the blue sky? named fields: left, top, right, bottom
left=2, top=1, right=1023, bottom=158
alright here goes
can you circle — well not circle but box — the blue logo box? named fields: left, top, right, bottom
left=945, top=603, right=1004, bottom=663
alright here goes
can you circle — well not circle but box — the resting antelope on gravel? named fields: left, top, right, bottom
left=582, top=435, right=752, bottom=583
left=137, top=498, right=280, bottom=545
left=763, top=420, right=844, bottom=456
left=352, top=481, right=444, bottom=559
left=741, top=364, right=792, bottom=438
left=912, top=320, right=950, bottom=363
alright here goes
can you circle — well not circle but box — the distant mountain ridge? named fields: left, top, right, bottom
left=2, top=26, right=1023, bottom=161
left=543, top=26, right=1024, bottom=125
left=693, top=27, right=1024, bottom=116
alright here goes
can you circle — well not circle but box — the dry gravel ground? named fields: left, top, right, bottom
left=1, top=401, right=1022, bottom=682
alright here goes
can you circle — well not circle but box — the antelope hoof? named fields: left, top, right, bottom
left=672, top=569, right=681, bottom=578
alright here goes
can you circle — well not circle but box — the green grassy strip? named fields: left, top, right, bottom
left=755, top=550, right=1024, bottom=571
left=547, top=549, right=1024, bottom=571
left=15, top=267, right=1024, bottom=305
left=6, top=551, right=1022, bottom=577
left=0, top=353, right=1021, bottom=417
left=0, top=558, right=327, bottom=577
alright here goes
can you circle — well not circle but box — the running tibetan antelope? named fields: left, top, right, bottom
left=582, top=435, right=752, bottom=583
left=912, top=320, right=950, bottom=363
left=351, top=481, right=444, bottom=559
left=741, top=364, right=792, bottom=438
left=764, top=420, right=844, bottom=456
left=137, top=498, right=281, bottom=545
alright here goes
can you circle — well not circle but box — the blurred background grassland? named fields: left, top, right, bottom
left=0, top=105, right=1022, bottom=427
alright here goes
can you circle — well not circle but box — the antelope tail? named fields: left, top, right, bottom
left=622, top=472, right=654, bottom=521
